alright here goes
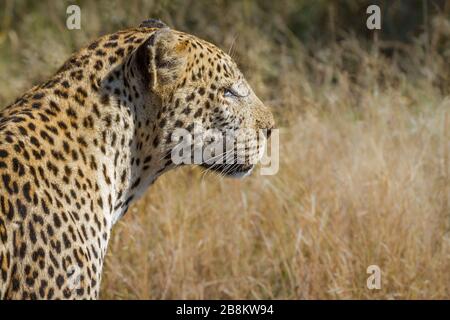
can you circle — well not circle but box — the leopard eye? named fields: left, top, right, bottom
left=223, top=88, right=237, bottom=98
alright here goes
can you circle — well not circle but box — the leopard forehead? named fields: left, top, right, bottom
left=172, top=30, right=243, bottom=80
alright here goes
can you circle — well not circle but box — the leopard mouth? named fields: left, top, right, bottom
left=199, top=163, right=254, bottom=178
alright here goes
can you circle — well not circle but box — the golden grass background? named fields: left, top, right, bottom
left=0, top=0, right=449, bottom=299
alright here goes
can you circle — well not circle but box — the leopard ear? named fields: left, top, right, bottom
left=139, top=18, right=168, bottom=29
left=135, top=28, right=186, bottom=95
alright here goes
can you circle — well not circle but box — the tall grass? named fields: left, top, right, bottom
left=0, top=0, right=449, bottom=299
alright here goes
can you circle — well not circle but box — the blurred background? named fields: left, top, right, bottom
left=0, top=0, right=449, bottom=299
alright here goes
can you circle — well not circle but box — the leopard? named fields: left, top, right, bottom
left=0, top=19, right=274, bottom=299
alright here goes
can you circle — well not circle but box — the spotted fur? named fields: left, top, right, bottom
left=0, top=20, right=274, bottom=299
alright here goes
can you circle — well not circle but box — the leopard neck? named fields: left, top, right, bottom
left=84, top=52, right=171, bottom=226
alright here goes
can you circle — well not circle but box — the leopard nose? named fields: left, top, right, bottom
left=253, top=98, right=275, bottom=138
left=257, top=116, right=274, bottom=139
left=264, top=112, right=275, bottom=139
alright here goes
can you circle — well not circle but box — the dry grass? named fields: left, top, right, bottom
left=0, top=0, right=449, bottom=299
